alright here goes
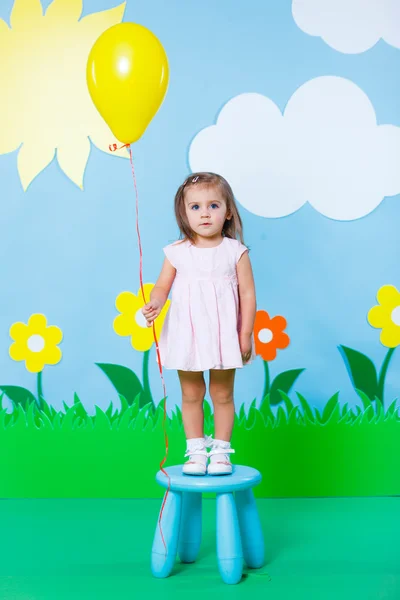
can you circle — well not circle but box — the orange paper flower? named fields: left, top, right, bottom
left=254, top=310, right=290, bottom=361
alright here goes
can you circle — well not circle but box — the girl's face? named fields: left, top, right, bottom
left=184, top=185, right=231, bottom=241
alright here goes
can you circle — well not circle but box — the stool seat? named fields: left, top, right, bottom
left=156, top=465, right=262, bottom=493
left=151, top=464, right=265, bottom=585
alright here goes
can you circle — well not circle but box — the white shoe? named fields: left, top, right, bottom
left=182, top=438, right=208, bottom=476
left=207, top=439, right=235, bottom=476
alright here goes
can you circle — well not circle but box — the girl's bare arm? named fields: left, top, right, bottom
left=237, top=252, right=256, bottom=360
left=142, top=258, right=176, bottom=323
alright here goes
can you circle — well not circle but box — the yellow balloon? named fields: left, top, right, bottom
left=87, top=23, right=169, bottom=145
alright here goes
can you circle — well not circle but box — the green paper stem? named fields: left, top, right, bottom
left=142, top=349, right=154, bottom=409
left=263, top=360, right=270, bottom=400
left=377, top=347, right=396, bottom=406
left=37, top=371, right=43, bottom=410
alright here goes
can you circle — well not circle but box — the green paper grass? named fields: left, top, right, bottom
left=0, top=391, right=399, bottom=499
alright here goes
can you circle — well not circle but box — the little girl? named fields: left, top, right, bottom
left=142, top=172, right=256, bottom=476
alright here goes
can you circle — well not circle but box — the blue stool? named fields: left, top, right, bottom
left=151, top=465, right=264, bottom=585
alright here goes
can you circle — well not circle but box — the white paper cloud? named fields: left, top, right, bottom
left=189, top=76, right=400, bottom=221
left=292, top=0, right=400, bottom=54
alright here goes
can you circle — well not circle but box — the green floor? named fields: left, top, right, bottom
left=0, top=497, right=399, bottom=599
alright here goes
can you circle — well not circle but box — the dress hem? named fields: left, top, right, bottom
left=159, top=360, right=253, bottom=372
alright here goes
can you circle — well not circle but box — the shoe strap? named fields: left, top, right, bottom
left=184, top=448, right=208, bottom=458
left=208, top=447, right=235, bottom=457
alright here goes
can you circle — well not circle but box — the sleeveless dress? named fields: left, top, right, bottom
left=158, top=236, right=255, bottom=371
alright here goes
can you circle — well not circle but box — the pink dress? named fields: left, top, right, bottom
left=159, top=236, right=255, bottom=371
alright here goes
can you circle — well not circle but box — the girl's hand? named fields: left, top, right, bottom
left=142, top=299, right=162, bottom=327
left=239, top=332, right=252, bottom=363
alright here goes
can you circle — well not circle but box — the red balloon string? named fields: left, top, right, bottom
left=127, top=145, right=170, bottom=557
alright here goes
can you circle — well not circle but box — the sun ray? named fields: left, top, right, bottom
left=10, top=0, right=43, bottom=30
left=0, top=18, right=10, bottom=41
left=57, top=135, right=91, bottom=189
left=45, top=0, right=82, bottom=22
left=18, top=140, right=55, bottom=190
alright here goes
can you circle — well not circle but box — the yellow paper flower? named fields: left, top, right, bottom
left=0, top=0, right=127, bottom=191
left=368, top=285, right=400, bottom=348
left=9, top=313, right=63, bottom=373
left=113, top=284, right=170, bottom=352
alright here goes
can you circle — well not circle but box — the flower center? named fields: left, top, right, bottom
left=27, top=334, right=45, bottom=353
left=135, top=309, right=148, bottom=328
left=391, top=306, right=400, bottom=326
left=258, top=328, right=273, bottom=344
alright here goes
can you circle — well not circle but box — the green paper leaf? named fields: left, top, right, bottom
left=373, top=396, right=384, bottom=418
left=0, top=386, right=38, bottom=410
left=73, top=394, right=89, bottom=420
left=296, top=392, right=315, bottom=422
left=361, top=406, right=375, bottom=424
left=41, top=398, right=55, bottom=421
left=246, top=399, right=257, bottom=429
left=276, top=406, right=287, bottom=426
left=26, top=401, right=38, bottom=429
left=259, top=394, right=274, bottom=422
left=322, top=392, right=340, bottom=423
left=96, top=363, right=144, bottom=407
left=61, top=405, right=78, bottom=430
left=94, top=405, right=112, bottom=431
left=386, top=400, right=398, bottom=418
left=278, top=391, right=294, bottom=415
left=270, top=369, right=305, bottom=406
left=339, top=346, right=378, bottom=402
left=118, top=399, right=140, bottom=431
left=119, top=394, right=129, bottom=415
left=355, top=389, right=373, bottom=411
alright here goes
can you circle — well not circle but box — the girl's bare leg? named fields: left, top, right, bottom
left=178, top=370, right=206, bottom=439
left=209, top=369, right=236, bottom=441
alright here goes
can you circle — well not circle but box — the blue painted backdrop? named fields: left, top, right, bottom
left=0, top=0, right=399, bottom=414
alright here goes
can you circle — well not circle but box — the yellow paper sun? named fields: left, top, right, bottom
left=0, top=0, right=127, bottom=191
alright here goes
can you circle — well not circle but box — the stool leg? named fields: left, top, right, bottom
left=235, top=488, right=264, bottom=569
left=216, top=492, right=243, bottom=585
left=178, top=492, right=202, bottom=563
left=151, top=490, right=182, bottom=578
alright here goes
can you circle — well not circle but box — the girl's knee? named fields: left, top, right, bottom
left=182, top=394, right=205, bottom=405
left=182, top=385, right=206, bottom=404
left=179, top=371, right=206, bottom=403
left=209, top=370, right=235, bottom=405
left=209, top=386, right=233, bottom=406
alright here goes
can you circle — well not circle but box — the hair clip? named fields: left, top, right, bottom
left=192, top=176, right=199, bottom=183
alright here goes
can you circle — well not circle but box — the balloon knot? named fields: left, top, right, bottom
left=108, top=143, right=130, bottom=152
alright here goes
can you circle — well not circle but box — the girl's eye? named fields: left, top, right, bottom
left=191, top=204, right=199, bottom=210
left=211, top=203, right=219, bottom=209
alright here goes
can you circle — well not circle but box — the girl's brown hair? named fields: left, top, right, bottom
left=174, top=172, right=244, bottom=245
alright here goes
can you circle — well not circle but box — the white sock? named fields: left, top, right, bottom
left=186, top=437, right=207, bottom=467
left=209, top=439, right=231, bottom=464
